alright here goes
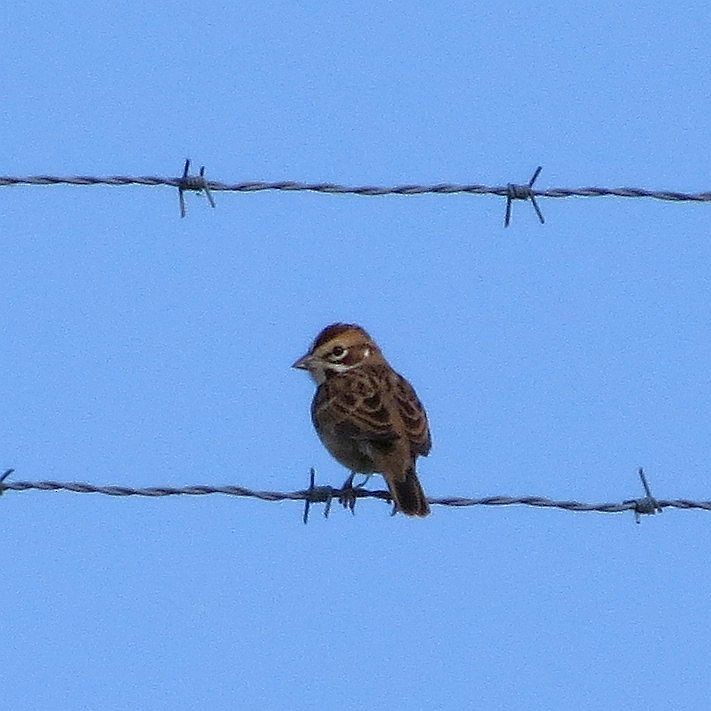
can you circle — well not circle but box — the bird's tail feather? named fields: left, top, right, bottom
left=389, top=468, right=430, bottom=517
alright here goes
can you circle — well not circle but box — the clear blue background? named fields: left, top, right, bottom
left=2, top=3, right=710, bottom=710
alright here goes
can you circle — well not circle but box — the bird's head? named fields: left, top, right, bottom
left=292, top=323, right=383, bottom=384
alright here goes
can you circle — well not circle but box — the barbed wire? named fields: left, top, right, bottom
left=2, top=162, right=710, bottom=224
left=2, top=467, right=708, bottom=524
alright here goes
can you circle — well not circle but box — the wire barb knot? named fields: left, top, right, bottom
left=505, top=166, right=545, bottom=227
left=302, top=468, right=335, bottom=524
left=0, top=468, right=14, bottom=496
left=627, top=468, right=663, bottom=523
left=178, top=159, right=216, bottom=218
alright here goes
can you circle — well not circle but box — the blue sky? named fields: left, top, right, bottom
left=2, top=3, right=710, bottom=710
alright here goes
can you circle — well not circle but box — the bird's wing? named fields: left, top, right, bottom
left=389, top=371, right=432, bottom=457
left=313, top=370, right=401, bottom=445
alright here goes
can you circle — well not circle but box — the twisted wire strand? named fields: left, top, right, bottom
left=1, top=174, right=710, bottom=203
left=3, top=479, right=710, bottom=514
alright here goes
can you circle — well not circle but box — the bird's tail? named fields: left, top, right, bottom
left=389, top=468, right=430, bottom=517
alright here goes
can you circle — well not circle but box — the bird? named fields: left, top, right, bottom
left=292, top=323, right=431, bottom=517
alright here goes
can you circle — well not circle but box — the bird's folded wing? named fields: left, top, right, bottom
left=316, top=372, right=401, bottom=444
left=391, top=373, right=432, bottom=456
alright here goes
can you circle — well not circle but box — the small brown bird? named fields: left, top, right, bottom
left=292, top=323, right=431, bottom=517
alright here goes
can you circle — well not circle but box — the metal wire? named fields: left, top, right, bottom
left=2, top=173, right=710, bottom=202
left=3, top=476, right=709, bottom=516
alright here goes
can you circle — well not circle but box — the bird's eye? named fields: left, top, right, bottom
left=330, top=346, right=346, bottom=360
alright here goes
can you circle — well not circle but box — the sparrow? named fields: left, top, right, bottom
left=292, top=323, right=431, bottom=517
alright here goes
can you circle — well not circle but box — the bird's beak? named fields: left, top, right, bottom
left=292, top=353, right=314, bottom=370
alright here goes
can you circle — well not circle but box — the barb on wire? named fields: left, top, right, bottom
left=624, top=467, right=664, bottom=523
left=505, top=166, right=545, bottom=227
left=3, top=470, right=710, bottom=522
left=302, top=467, right=335, bottom=524
left=2, top=171, right=710, bottom=223
left=178, top=159, right=215, bottom=217
left=0, top=468, right=14, bottom=496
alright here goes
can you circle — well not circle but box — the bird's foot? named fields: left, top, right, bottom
left=338, top=472, right=370, bottom=514
left=352, top=473, right=372, bottom=489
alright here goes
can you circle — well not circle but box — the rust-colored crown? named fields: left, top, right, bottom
left=311, top=323, right=372, bottom=351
